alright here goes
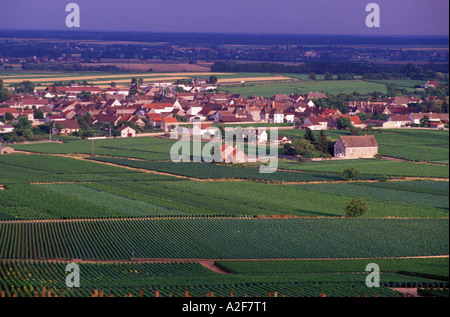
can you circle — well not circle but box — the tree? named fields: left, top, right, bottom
left=15, top=117, right=32, bottom=130
left=33, top=110, right=44, bottom=119
left=292, top=138, right=316, bottom=156
left=208, top=75, right=218, bottom=84
left=342, top=167, right=362, bottom=182
left=302, top=128, right=316, bottom=144
left=317, top=130, right=329, bottom=154
left=4, top=112, right=14, bottom=122
left=324, top=72, right=333, bottom=80
left=336, top=117, right=352, bottom=130
left=0, top=79, right=11, bottom=103
left=280, top=143, right=298, bottom=156
left=308, top=72, right=317, bottom=80
left=344, top=198, right=368, bottom=218
left=419, top=115, right=430, bottom=127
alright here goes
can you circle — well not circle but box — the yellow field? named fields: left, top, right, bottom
left=1, top=72, right=296, bottom=89
left=0, top=72, right=232, bottom=84
left=218, top=76, right=292, bottom=83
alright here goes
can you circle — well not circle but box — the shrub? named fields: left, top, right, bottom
left=344, top=198, right=368, bottom=218
left=342, top=167, right=362, bottom=182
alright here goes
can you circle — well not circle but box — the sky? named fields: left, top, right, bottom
left=0, top=0, right=449, bottom=36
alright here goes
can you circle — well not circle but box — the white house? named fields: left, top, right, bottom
left=119, top=126, right=136, bottom=138
left=303, top=117, right=328, bottom=130
left=192, top=123, right=218, bottom=137
left=387, top=115, right=411, bottom=128
left=269, top=109, right=284, bottom=124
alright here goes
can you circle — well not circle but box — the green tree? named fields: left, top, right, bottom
left=0, top=79, right=11, bottom=103
left=342, top=167, right=362, bottom=182
left=336, top=117, right=353, bottom=130
left=420, top=115, right=430, bottom=127
left=280, top=143, right=298, bottom=156
left=292, top=138, right=315, bottom=156
left=208, top=75, right=218, bottom=84
left=15, top=117, right=32, bottom=130
left=302, top=128, right=316, bottom=144
left=308, top=72, right=317, bottom=80
left=344, top=198, right=368, bottom=218
left=324, top=72, right=333, bottom=80
left=317, top=130, right=329, bottom=154
left=4, top=112, right=14, bottom=122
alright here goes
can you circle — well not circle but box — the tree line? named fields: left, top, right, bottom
left=211, top=61, right=449, bottom=80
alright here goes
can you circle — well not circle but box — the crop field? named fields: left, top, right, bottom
left=0, top=218, right=447, bottom=260
left=220, top=79, right=389, bottom=97
left=5, top=260, right=439, bottom=297
left=0, top=71, right=294, bottom=89
left=0, top=154, right=178, bottom=184
left=1, top=131, right=449, bottom=297
left=278, top=159, right=449, bottom=178
left=0, top=178, right=446, bottom=220
left=90, top=157, right=354, bottom=182
left=215, top=257, right=449, bottom=277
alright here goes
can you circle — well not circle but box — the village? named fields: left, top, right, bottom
left=0, top=77, right=448, bottom=162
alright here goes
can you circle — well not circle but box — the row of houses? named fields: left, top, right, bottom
left=1, top=81, right=448, bottom=136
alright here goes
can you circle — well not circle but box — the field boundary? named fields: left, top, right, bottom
left=0, top=215, right=448, bottom=225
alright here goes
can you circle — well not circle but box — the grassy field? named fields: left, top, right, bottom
left=220, top=79, right=388, bottom=97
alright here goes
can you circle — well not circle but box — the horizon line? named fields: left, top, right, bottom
left=0, top=28, right=449, bottom=39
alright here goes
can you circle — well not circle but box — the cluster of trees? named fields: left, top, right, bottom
left=9, top=80, right=35, bottom=94
left=21, top=62, right=120, bottom=72
left=0, top=80, right=11, bottom=103
left=1, top=117, right=45, bottom=143
left=280, top=128, right=332, bottom=161
left=212, top=61, right=448, bottom=79
left=323, top=72, right=355, bottom=80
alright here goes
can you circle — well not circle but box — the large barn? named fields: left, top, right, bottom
left=334, top=135, right=379, bottom=159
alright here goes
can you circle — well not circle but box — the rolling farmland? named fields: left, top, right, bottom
left=1, top=132, right=449, bottom=297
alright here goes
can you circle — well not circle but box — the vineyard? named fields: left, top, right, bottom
left=0, top=218, right=447, bottom=260
left=90, top=157, right=369, bottom=182
left=0, top=131, right=448, bottom=298
left=278, top=159, right=449, bottom=178
left=1, top=260, right=447, bottom=297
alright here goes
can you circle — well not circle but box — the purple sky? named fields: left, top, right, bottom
left=1, top=0, right=448, bottom=36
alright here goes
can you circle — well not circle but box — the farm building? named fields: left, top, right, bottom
left=0, top=146, right=15, bottom=155
left=334, top=135, right=379, bottom=159
left=119, top=126, right=136, bottom=138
